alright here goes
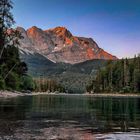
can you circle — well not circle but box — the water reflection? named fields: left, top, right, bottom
left=0, top=95, right=140, bottom=139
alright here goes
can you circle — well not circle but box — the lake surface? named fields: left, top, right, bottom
left=0, top=95, right=140, bottom=140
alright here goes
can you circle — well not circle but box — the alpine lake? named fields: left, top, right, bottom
left=0, top=94, right=140, bottom=140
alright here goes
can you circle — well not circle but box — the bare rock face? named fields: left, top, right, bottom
left=17, top=26, right=117, bottom=64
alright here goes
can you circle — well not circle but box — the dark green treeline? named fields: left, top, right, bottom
left=87, top=55, right=140, bottom=93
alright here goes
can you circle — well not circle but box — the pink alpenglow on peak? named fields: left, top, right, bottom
left=17, top=26, right=118, bottom=64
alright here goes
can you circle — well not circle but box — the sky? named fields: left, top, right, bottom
left=12, top=0, right=140, bottom=58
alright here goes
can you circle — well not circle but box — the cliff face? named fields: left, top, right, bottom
left=17, top=26, right=117, bottom=64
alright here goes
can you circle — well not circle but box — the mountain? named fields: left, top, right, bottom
left=18, top=26, right=118, bottom=93
left=17, top=26, right=117, bottom=64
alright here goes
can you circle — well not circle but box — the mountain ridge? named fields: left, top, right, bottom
left=17, top=26, right=117, bottom=64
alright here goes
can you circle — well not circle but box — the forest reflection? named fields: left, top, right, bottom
left=0, top=95, right=140, bottom=135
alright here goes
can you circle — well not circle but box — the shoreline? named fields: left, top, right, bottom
left=0, top=91, right=140, bottom=98
left=84, top=93, right=140, bottom=97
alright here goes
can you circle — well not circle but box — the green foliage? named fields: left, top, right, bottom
left=0, top=76, right=5, bottom=89
left=121, top=86, right=131, bottom=93
left=20, top=75, right=35, bottom=91
left=5, top=72, right=20, bottom=90
left=0, top=0, right=29, bottom=92
left=87, top=55, right=140, bottom=93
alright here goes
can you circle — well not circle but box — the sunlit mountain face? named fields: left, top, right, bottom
left=17, top=26, right=117, bottom=64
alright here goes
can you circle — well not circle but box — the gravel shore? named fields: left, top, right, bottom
left=0, top=91, right=140, bottom=98
left=0, top=90, right=23, bottom=98
left=0, top=91, right=58, bottom=98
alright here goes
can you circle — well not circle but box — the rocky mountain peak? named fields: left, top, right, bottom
left=53, top=26, right=72, bottom=37
left=16, top=26, right=26, bottom=33
left=45, top=26, right=73, bottom=39
left=18, top=26, right=117, bottom=64
left=27, top=26, right=43, bottom=36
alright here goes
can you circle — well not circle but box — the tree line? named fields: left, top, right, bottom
left=86, top=55, right=140, bottom=93
left=34, top=78, right=65, bottom=93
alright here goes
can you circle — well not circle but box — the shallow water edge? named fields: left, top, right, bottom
left=0, top=90, right=140, bottom=98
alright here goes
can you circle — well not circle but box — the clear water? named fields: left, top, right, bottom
left=0, top=95, right=140, bottom=140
